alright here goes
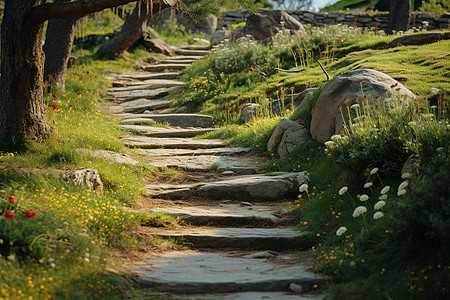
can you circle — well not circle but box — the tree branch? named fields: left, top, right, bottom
left=26, top=0, right=175, bottom=28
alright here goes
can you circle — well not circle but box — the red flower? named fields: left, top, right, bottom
left=5, top=210, right=15, bottom=219
left=8, top=196, right=14, bottom=204
left=25, top=211, right=36, bottom=218
left=358, top=80, right=362, bottom=83
left=256, top=81, right=260, bottom=84
left=52, top=93, right=58, bottom=98
left=346, top=103, right=350, bottom=107
left=49, top=103, right=57, bottom=110
left=337, top=105, right=342, bottom=109
left=86, top=71, right=90, bottom=74
left=77, top=92, right=82, bottom=95
left=240, top=52, right=243, bottom=55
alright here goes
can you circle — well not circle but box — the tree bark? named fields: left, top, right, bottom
left=387, top=0, right=411, bottom=34
left=95, top=0, right=170, bottom=58
left=43, top=0, right=79, bottom=89
left=0, top=0, right=138, bottom=149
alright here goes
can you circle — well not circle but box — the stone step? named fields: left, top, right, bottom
left=195, top=292, right=324, bottom=299
left=142, top=63, right=191, bottom=72
left=149, top=204, right=279, bottom=226
left=76, top=149, right=139, bottom=166
left=119, top=125, right=218, bottom=138
left=174, top=49, right=210, bottom=56
left=161, top=55, right=204, bottom=61
left=115, top=72, right=181, bottom=81
left=159, top=59, right=198, bottom=65
left=123, top=136, right=227, bottom=149
left=180, top=45, right=210, bottom=50
left=144, top=227, right=312, bottom=250
left=117, top=113, right=214, bottom=128
left=108, top=87, right=176, bottom=103
left=108, top=79, right=184, bottom=92
left=138, top=154, right=264, bottom=172
left=120, top=99, right=173, bottom=113
left=137, top=147, right=251, bottom=157
left=133, top=251, right=324, bottom=293
left=145, top=172, right=307, bottom=201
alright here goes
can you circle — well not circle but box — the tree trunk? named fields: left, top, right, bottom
left=0, top=0, right=52, bottom=148
left=95, top=0, right=169, bottom=58
left=43, top=0, right=79, bottom=89
left=387, top=0, right=411, bottom=34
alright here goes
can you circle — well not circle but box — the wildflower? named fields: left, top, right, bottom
left=339, top=186, right=348, bottom=195
left=50, top=263, right=56, bottom=268
left=359, top=194, right=369, bottom=201
left=370, top=168, right=379, bottom=175
left=8, top=196, right=14, bottom=204
left=397, top=189, right=407, bottom=196
left=5, top=210, right=15, bottom=219
left=350, top=104, right=360, bottom=110
left=52, top=93, right=58, bottom=98
left=336, top=226, right=347, bottom=236
left=380, top=186, right=390, bottom=194
left=364, top=182, right=373, bottom=188
left=379, top=194, right=388, bottom=200
left=299, top=184, right=308, bottom=193
left=374, top=200, right=386, bottom=210
left=408, top=121, right=417, bottom=126
left=373, top=212, right=384, bottom=219
left=331, top=135, right=342, bottom=142
left=7, top=255, right=15, bottom=261
left=25, top=211, right=36, bottom=218
left=77, top=92, right=82, bottom=95
left=401, top=173, right=412, bottom=179
left=353, top=206, right=367, bottom=218
left=398, top=181, right=408, bottom=191
left=84, top=257, right=90, bottom=263
left=324, top=141, right=335, bottom=147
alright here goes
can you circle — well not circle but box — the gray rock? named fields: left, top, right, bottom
left=109, top=87, right=176, bottom=103
left=120, top=99, right=173, bottom=113
left=296, top=171, right=310, bottom=185
left=389, top=31, right=450, bottom=47
left=297, top=89, right=316, bottom=115
left=137, top=147, right=251, bottom=157
left=117, top=113, right=214, bottom=128
left=112, top=72, right=181, bottom=81
left=143, top=63, right=190, bottom=72
left=244, top=10, right=305, bottom=43
left=107, top=79, right=184, bottom=92
left=211, top=30, right=227, bottom=46
left=61, top=169, right=103, bottom=192
left=240, top=201, right=253, bottom=207
left=119, top=125, right=218, bottom=138
left=310, top=69, right=416, bottom=143
left=289, top=283, right=305, bottom=294
left=222, top=171, right=234, bottom=175
left=267, top=118, right=311, bottom=157
left=122, top=136, right=227, bottom=149
left=240, top=103, right=260, bottom=122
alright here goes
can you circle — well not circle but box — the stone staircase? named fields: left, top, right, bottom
left=106, top=45, right=324, bottom=299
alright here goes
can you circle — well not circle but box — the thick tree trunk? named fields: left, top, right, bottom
left=95, top=0, right=169, bottom=57
left=0, top=0, right=52, bottom=147
left=387, top=0, right=411, bottom=34
left=43, top=0, right=79, bottom=89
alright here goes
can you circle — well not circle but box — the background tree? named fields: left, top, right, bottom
left=387, top=0, right=411, bottom=34
left=269, top=0, right=312, bottom=10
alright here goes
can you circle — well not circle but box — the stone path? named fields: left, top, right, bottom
left=105, top=45, right=324, bottom=299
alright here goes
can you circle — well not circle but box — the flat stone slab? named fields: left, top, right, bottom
left=146, top=173, right=301, bottom=201
left=133, top=251, right=324, bottom=293
left=180, top=45, right=210, bottom=50
left=160, top=55, right=204, bottom=61
left=114, top=72, right=181, bottom=81
left=122, top=136, right=227, bottom=149
left=76, top=149, right=139, bottom=166
left=174, top=49, right=210, bottom=56
left=120, top=99, right=173, bottom=113
left=159, top=59, right=198, bottom=65
left=119, top=125, right=218, bottom=138
left=138, top=147, right=251, bottom=156
left=197, top=292, right=323, bottom=299
left=139, top=154, right=263, bottom=172
left=109, top=87, right=176, bottom=103
left=117, top=113, right=214, bottom=128
left=143, top=63, right=191, bottom=72
left=150, top=204, right=279, bottom=226
left=108, top=79, right=184, bottom=92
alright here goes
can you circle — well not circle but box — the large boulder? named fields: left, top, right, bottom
left=244, top=10, right=305, bottom=43
left=267, top=118, right=311, bottom=157
left=310, top=69, right=416, bottom=143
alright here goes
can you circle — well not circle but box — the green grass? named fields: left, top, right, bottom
left=320, top=0, right=379, bottom=12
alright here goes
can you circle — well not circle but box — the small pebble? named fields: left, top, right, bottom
left=240, top=201, right=252, bottom=207
left=289, top=283, right=305, bottom=294
left=221, top=171, right=234, bottom=176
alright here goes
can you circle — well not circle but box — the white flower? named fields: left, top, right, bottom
left=7, top=255, right=15, bottom=261
left=324, top=141, right=335, bottom=147
left=398, top=180, right=409, bottom=191
left=299, top=184, right=308, bottom=193
left=379, top=194, right=388, bottom=200
left=364, top=182, right=373, bottom=188
left=331, top=135, right=342, bottom=142
left=84, top=258, right=90, bottom=263
left=336, top=226, right=347, bottom=236
left=350, top=104, right=360, bottom=110
left=373, top=212, right=384, bottom=219
left=401, top=173, right=412, bottom=179
left=408, top=121, right=417, bottom=126
left=65, top=249, right=71, bottom=254
left=370, top=168, right=379, bottom=175
left=397, top=189, right=407, bottom=196
left=359, top=194, right=369, bottom=201
left=380, top=186, right=390, bottom=194
left=50, top=263, right=56, bottom=268
left=84, top=252, right=90, bottom=258
left=374, top=200, right=386, bottom=210
left=339, top=186, right=348, bottom=195
left=47, top=258, right=55, bottom=263
left=353, top=206, right=367, bottom=218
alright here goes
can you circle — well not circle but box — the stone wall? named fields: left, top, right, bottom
left=218, top=9, right=450, bottom=31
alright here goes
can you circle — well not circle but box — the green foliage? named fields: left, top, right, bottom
left=420, top=0, right=450, bottom=16
left=320, top=0, right=379, bottom=12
